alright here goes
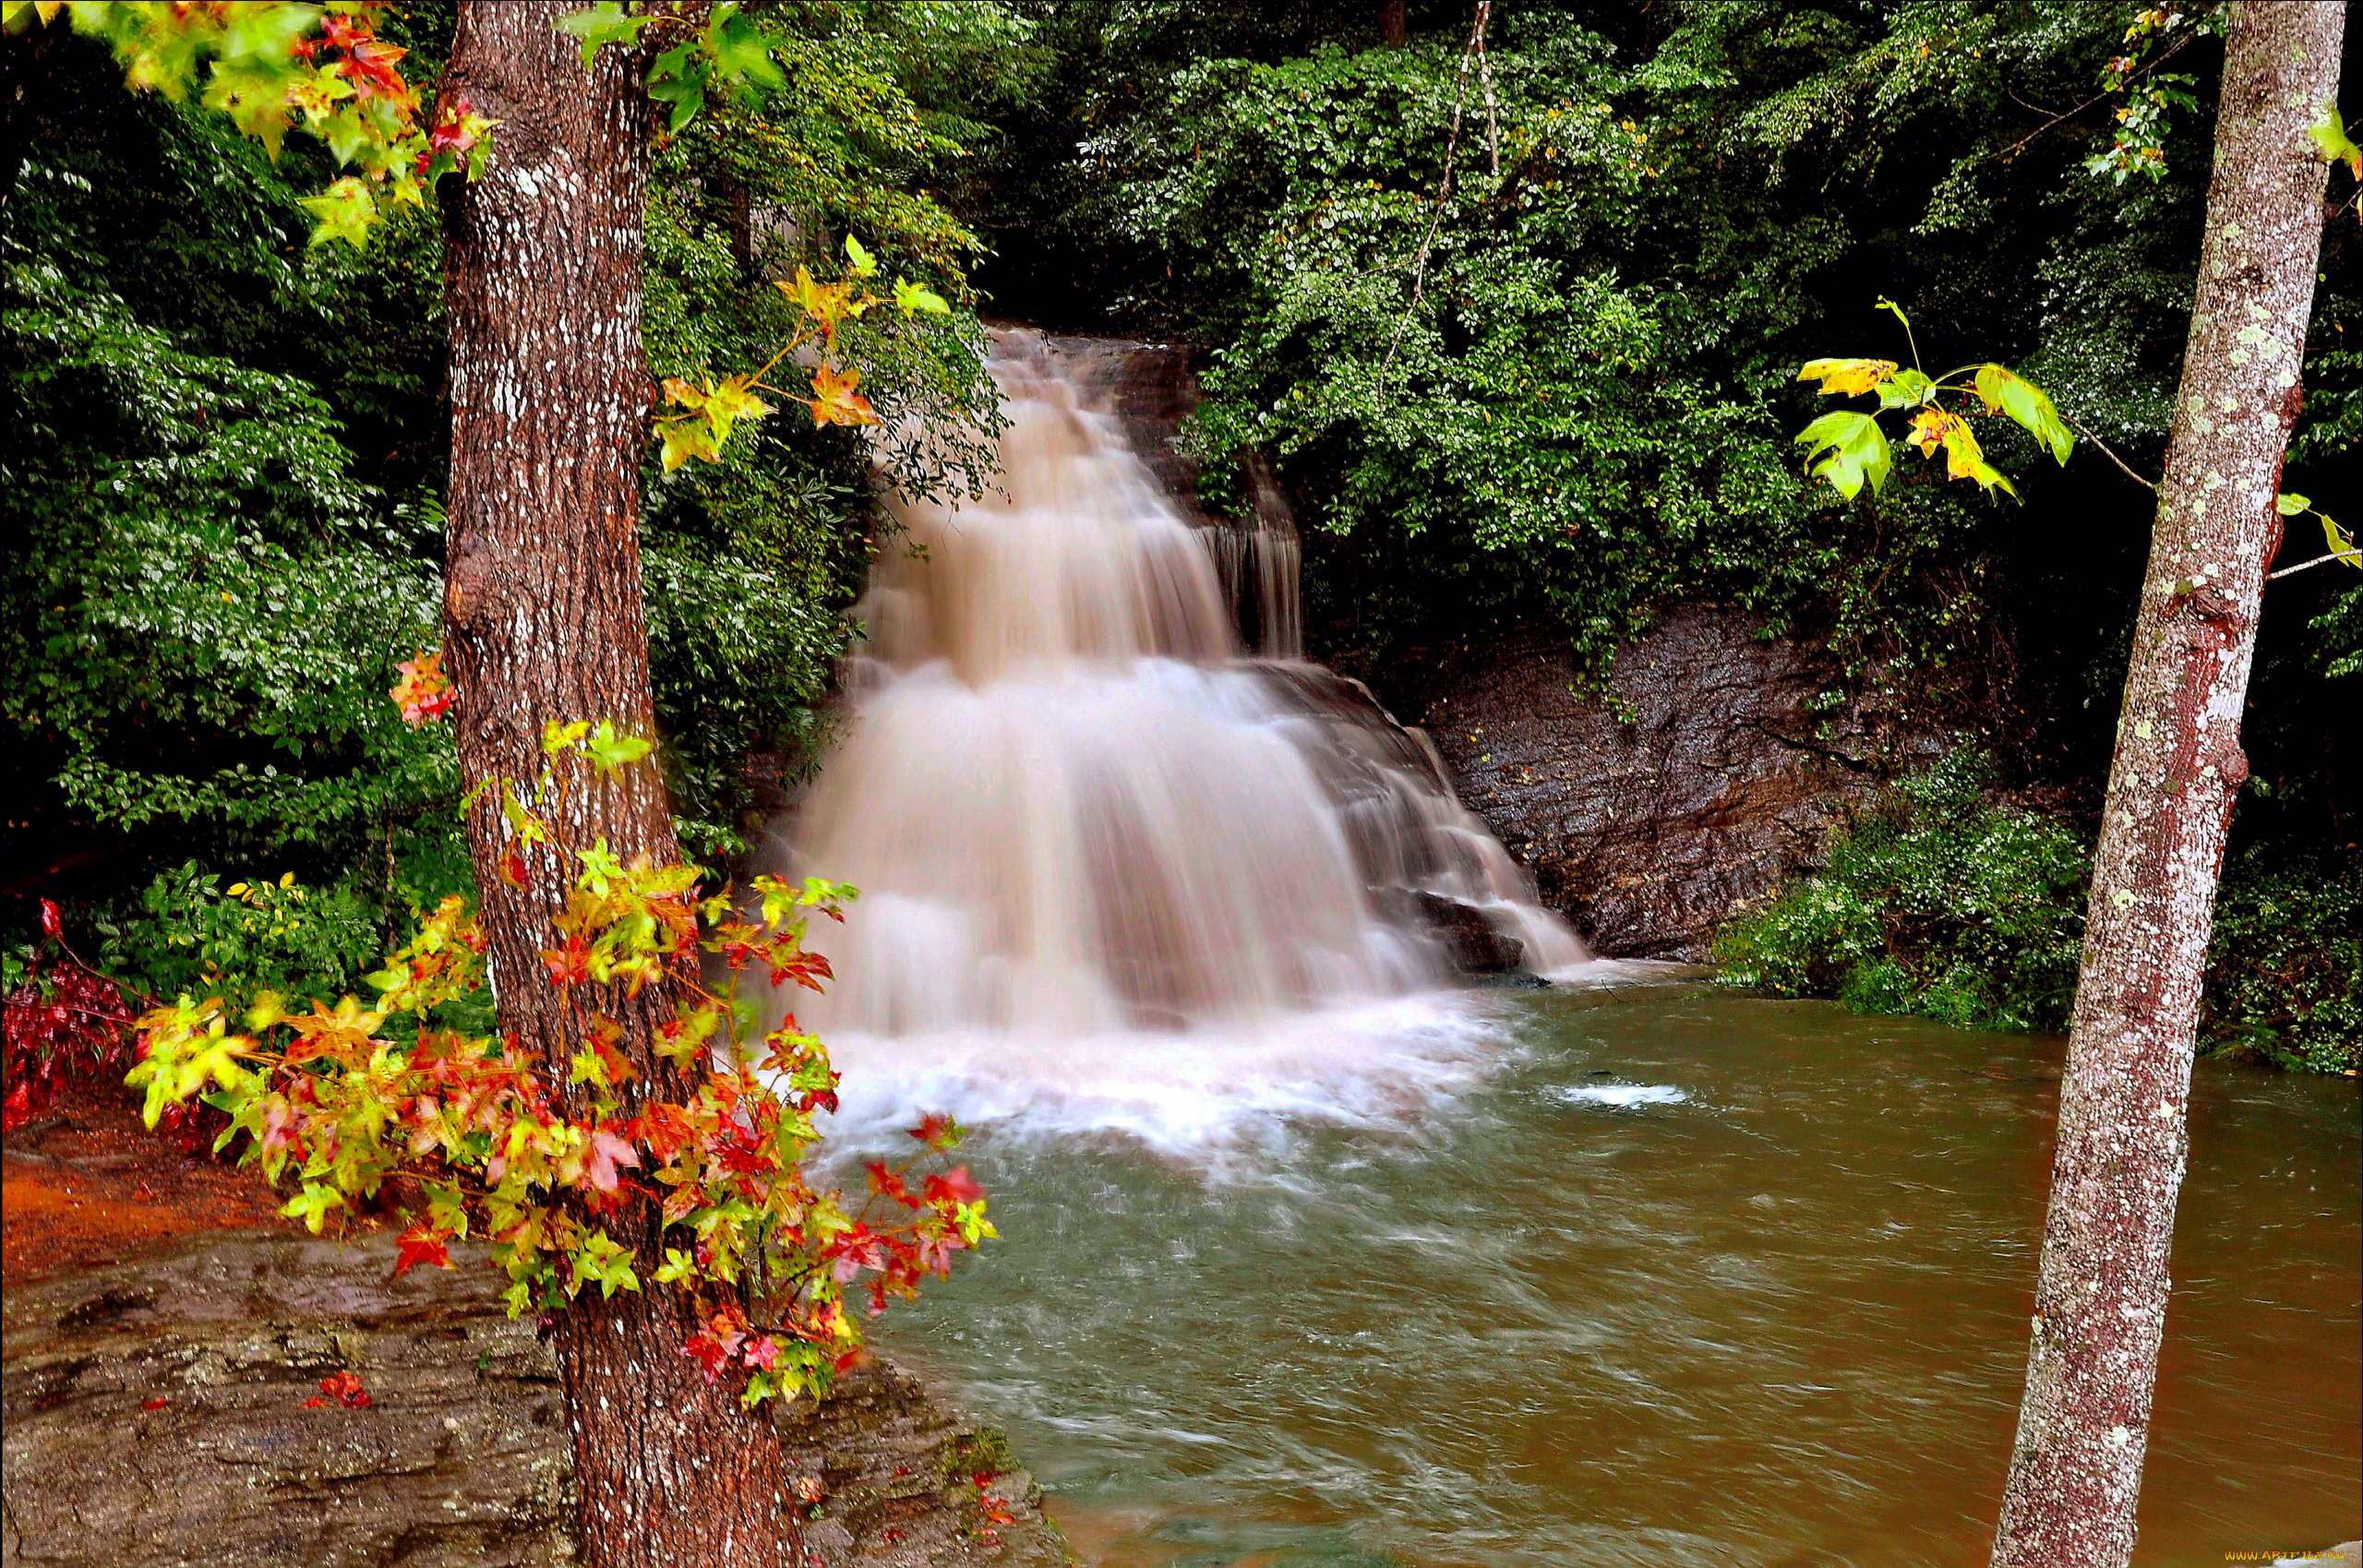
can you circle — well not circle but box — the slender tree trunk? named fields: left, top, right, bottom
left=1990, top=6, right=2343, bottom=1566
left=438, top=5, right=793, bottom=1566
left=1378, top=0, right=1408, bottom=47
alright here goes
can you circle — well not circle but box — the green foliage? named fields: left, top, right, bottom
left=4, top=262, right=457, bottom=844
left=9, top=0, right=491, bottom=245
left=99, top=865, right=387, bottom=1014
left=978, top=3, right=2287, bottom=680
left=2201, top=848, right=2363, bottom=1074
left=6, top=6, right=1015, bottom=978
left=1718, top=748, right=2362, bottom=1071
left=1714, top=748, right=2091, bottom=1033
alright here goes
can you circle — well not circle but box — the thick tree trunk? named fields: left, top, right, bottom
left=1989, top=6, right=2342, bottom=1566
left=438, top=5, right=793, bottom=1566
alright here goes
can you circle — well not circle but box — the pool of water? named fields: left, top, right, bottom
left=859, top=987, right=2360, bottom=1567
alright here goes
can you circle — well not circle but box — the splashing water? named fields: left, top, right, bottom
left=766, top=330, right=1641, bottom=1148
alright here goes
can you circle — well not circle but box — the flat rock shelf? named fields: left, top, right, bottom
left=0, top=1231, right=1068, bottom=1567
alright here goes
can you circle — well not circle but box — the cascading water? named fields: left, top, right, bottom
left=766, top=329, right=1610, bottom=1144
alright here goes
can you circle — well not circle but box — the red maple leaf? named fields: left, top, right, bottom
left=307, top=1371, right=372, bottom=1409
left=539, top=933, right=592, bottom=986
left=391, top=1222, right=452, bottom=1278
left=922, top=1166, right=985, bottom=1206
left=865, top=1161, right=916, bottom=1206
left=583, top=1127, right=642, bottom=1194
left=908, top=1112, right=963, bottom=1151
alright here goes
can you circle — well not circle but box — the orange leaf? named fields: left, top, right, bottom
left=805, top=364, right=878, bottom=428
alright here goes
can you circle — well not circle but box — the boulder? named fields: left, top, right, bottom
left=0, top=1232, right=1068, bottom=1568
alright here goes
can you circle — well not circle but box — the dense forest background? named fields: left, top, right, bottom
left=5, top=0, right=2356, bottom=1064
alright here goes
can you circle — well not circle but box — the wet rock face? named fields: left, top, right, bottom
left=1397, top=604, right=1959, bottom=960
left=0, top=1233, right=1066, bottom=1568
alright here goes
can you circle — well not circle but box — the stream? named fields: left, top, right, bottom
left=860, top=987, right=2359, bottom=1567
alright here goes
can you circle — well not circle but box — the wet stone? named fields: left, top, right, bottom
left=1396, top=604, right=1982, bottom=959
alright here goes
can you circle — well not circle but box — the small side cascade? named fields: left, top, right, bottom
left=769, top=328, right=1589, bottom=1051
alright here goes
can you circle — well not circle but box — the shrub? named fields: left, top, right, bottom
left=98, top=863, right=390, bottom=1016
left=1715, top=748, right=2091, bottom=1034
left=2201, top=847, right=2363, bottom=1073
left=1717, top=748, right=2362, bottom=1071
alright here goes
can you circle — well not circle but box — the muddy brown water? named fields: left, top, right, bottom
left=860, top=988, right=2359, bottom=1567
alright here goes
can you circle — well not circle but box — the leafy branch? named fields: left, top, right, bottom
left=1793, top=299, right=2073, bottom=503
left=132, top=664, right=992, bottom=1410
left=6, top=0, right=496, bottom=248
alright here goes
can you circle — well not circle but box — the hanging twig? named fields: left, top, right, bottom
left=1475, top=2, right=1500, bottom=176
left=1989, top=29, right=2199, bottom=164
left=2057, top=413, right=2158, bottom=491
left=1378, top=2, right=1491, bottom=402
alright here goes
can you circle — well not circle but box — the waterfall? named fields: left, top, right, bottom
left=763, top=330, right=1601, bottom=1141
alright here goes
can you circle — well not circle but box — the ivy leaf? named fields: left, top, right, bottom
left=1794, top=410, right=1891, bottom=500
left=2310, top=104, right=2362, bottom=178
left=554, top=2, right=652, bottom=68
left=1973, top=364, right=2072, bottom=464
left=1798, top=358, right=1897, bottom=398
left=844, top=234, right=877, bottom=278
left=892, top=276, right=951, bottom=317
left=297, top=175, right=376, bottom=249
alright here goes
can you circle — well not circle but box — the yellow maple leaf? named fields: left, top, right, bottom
left=1799, top=357, right=1899, bottom=397
left=1907, top=407, right=1954, bottom=456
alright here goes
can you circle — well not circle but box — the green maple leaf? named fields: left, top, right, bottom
left=584, top=720, right=653, bottom=777
left=2310, top=104, right=2362, bottom=178
left=282, top=1182, right=347, bottom=1234
left=893, top=276, right=952, bottom=317
left=657, top=416, right=721, bottom=472
left=707, top=5, right=785, bottom=98
left=576, top=835, right=627, bottom=891
left=554, top=2, right=653, bottom=68
left=570, top=1230, right=640, bottom=1299
left=1794, top=410, right=1892, bottom=500
left=645, top=41, right=708, bottom=134
left=298, top=176, right=377, bottom=249
left=1973, top=364, right=2073, bottom=465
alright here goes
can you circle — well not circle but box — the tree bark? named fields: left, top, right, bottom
left=1378, top=0, right=1408, bottom=48
left=438, top=5, right=793, bottom=1566
left=1989, top=6, right=2343, bottom=1567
